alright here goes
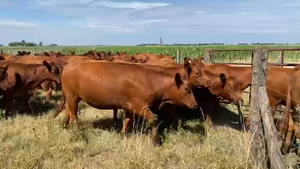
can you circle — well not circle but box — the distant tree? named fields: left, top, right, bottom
left=39, top=41, right=43, bottom=46
left=0, top=44, right=2, bottom=47
left=49, top=44, right=58, bottom=46
left=21, top=40, right=25, bottom=43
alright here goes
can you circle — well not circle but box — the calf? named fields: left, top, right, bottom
left=0, top=61, right=61, bottom=119
left=54, top=61, right=197, bottom=146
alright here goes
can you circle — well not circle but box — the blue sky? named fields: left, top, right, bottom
left=0, top=0, right=299, bottom=45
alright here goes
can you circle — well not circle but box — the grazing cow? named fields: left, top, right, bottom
left=109, top=57, right=213, bottom=128
left=200, top=63, right=299, bottom=130
left=134, top=53, right=150, bottom=63
left=135, top=54, right=175, bottom=64
left=111, top=52, right=138, bottom=63
left=53, top=61, right=197, bottom=146
left=0, top=57, right=64, bottom=102
left=16, top=51, right=31, bottom=56
left=0, top=64, right=13, bottom=92
left=0, top=61, right=62, bottom=119
left=190, top=70, right=244, bottom=128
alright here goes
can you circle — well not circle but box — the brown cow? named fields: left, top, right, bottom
left=0, top=64, right=13, bottom=92
left=0, top=61, right=61, bottom=119
left=0, top=57, right=64, bottom=102
left=53, top=61, right=197, bottom=146
left=16, top=51, right=31, bottom=56
left=139, top=53, right=175, bottom=64
left=200, top=63, right=299, bottom=130
left=279, top=68, right=300, bottom=154
left=109, top=57, right=213, bottom=128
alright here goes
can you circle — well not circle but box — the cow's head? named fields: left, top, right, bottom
left=161, top=73, right=197, bottom=110
left=115, top=53, right=137, bottom=63
left=183, top=57, right=213, bottom=88
left=0, top=64, right=12, bottom=91
left=209, top=73, right=243, bottom=105
left=134, top=54, right=149, bottom=63
left=42, top=60, right=62, bottom=84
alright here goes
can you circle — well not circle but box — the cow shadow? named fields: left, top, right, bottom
left=90, top=117, right=121, bottom=131
left=90, top=115, right=151, bottom=134
left=174, top=104, right=244, bottom=132
left=210, top=105, right=243, bottom=131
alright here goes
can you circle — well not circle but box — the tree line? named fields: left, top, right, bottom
left=7, top=40, right=58, bottom=47
left=137, top=43, right=299, bottom=46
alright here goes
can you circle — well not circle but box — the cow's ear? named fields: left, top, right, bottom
left=108, top=52, right=111, bottom=56
left=219, top=73, right=227, bottom=88
left=184, top=57, right=192, bottom=75
left=44, top=52, right=50, bottom=57
left=175, top=73, right=183, bottom=89
left=43, top=60, right=52, bottom=72
left=27, top=51, right=31, bottom=55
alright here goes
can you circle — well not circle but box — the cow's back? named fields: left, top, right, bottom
left=62, top=61, right=161, bottom=109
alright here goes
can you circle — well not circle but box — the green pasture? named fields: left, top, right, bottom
left=1, top=45, right=300, bottom=63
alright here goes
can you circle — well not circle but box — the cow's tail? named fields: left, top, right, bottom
left=52, top=90, right=66, bottom=118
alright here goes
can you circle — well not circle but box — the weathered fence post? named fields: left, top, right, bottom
left=249, top=47, right=285, bottom=169
left=203, top=48, right=211, bottom=64
left=176, top=50, right=180, bottom=63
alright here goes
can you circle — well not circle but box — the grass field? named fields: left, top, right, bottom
left=0, top=90, right=299, bottom=169
left=1, top=45, right=300, bottom=63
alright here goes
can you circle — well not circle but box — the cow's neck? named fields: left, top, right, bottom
left=150, top=72, right=176, bottom=102
left=25, top=68, right=48, bottom=91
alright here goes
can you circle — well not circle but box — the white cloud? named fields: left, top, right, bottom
left=140, top=19, right=169, bottom=23
left=90, top=1, right=171, bottom=10
left=33, top=0, right=93, bottom=6
left=0, top=19, right=38, bottom=28
left=195, top=11, right=205, bottom=14
left=88, top=24, right=136, bottom=33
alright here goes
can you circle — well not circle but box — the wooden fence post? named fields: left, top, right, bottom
left=249, top=47, right=285, bottom=169
left=203, top=49, right=211, bottom=64
left=176, top=50, right=180, bottom=63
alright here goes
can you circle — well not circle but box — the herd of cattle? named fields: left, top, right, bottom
left=0, top=50, right=299, bottom=155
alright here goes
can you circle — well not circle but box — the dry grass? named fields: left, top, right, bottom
left=0, top=90, right=298, bottom=169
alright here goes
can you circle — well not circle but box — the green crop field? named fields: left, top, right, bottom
left=1, top=45, right=300, bottom=63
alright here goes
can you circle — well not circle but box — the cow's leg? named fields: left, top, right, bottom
left=282, top=113, right=294, bottom=154
left=113, top=108, right=118, bottom=129
left=127, top=103, right=161, bottom=146
left=64, top=93, right=80, bottom=127
left=22, top=97, right=33, bottom=115
left=268, top=97, right=279, bottom=117
left=3, top=95, right=13, bottom=120
left=144, top=108, right=161, bottom=146
left=121, top=112, right=133, bottom=137
left=205, top=101, right=216, bottom=129
left=41, top=81, right=52, bottom=102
